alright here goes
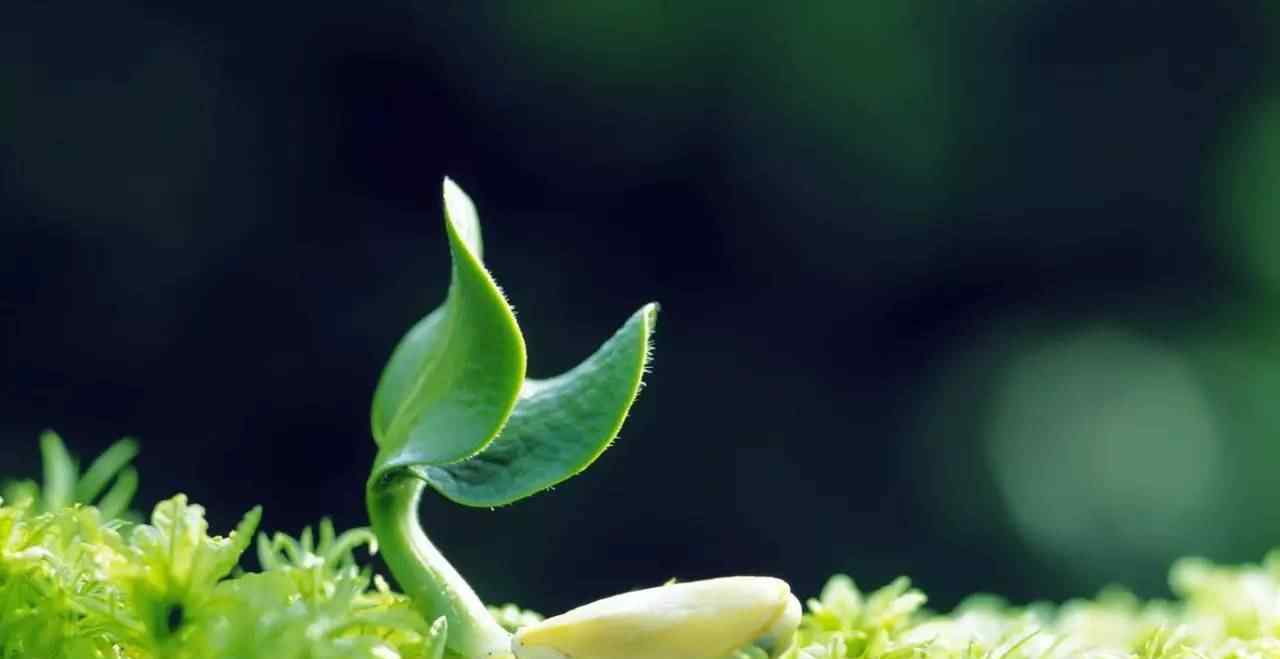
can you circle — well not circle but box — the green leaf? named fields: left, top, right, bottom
left=97, top=466, right=139, bottom=521
left=371, top=178, right=527, bottom=468
left=76, top=437, right=139, bottom=503
left=39, top=430, right=75, bottom=512
left=370, top=179, right=657, bottom=504
left=423, top=303, right=656, bottom=506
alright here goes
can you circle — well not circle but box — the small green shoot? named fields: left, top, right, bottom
left=366, top=179, right=657, bottom=657
left=1, top=430, right=140, bottom=519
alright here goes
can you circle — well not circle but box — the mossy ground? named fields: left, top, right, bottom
left=4, top=436, right=1279, bottom=659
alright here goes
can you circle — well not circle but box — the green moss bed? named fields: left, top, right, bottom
left=2, top=433, right=1277, bottom=659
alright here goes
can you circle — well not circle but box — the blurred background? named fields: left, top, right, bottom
left=5, top=1, right=1280, bottom=615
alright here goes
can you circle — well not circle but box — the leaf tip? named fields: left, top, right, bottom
left=442, top=176, right=482, bottom=258
left=641, top=301, right=660, bottom=327
left=238, top=505, right=264, bottom=538
left=639, top=302, right=659, bottom=370
left=39, top=429, right=65, bottom=451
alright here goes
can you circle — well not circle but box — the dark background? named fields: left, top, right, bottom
left=6, top=1, right=1280, bottom=616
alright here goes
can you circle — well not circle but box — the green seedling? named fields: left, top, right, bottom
left=366, top=180, right=798, bottom=658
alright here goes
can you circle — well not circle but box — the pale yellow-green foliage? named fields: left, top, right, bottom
left=769, top=556, right=1280, bottom=659
left=0, top=492, right=442, bottom=659
left=8, top=436, right=1280, bottom=659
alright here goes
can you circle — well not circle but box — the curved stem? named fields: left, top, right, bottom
left=367, top=469, right=513, bottom=658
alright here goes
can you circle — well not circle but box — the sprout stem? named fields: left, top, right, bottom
left=367, top=468, right=512, bottom=659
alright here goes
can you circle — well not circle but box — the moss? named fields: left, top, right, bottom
left=5, top=436, right=1280, bottom=659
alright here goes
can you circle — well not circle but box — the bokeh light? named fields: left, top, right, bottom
left=985, top=329, right=1226, bottom=587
